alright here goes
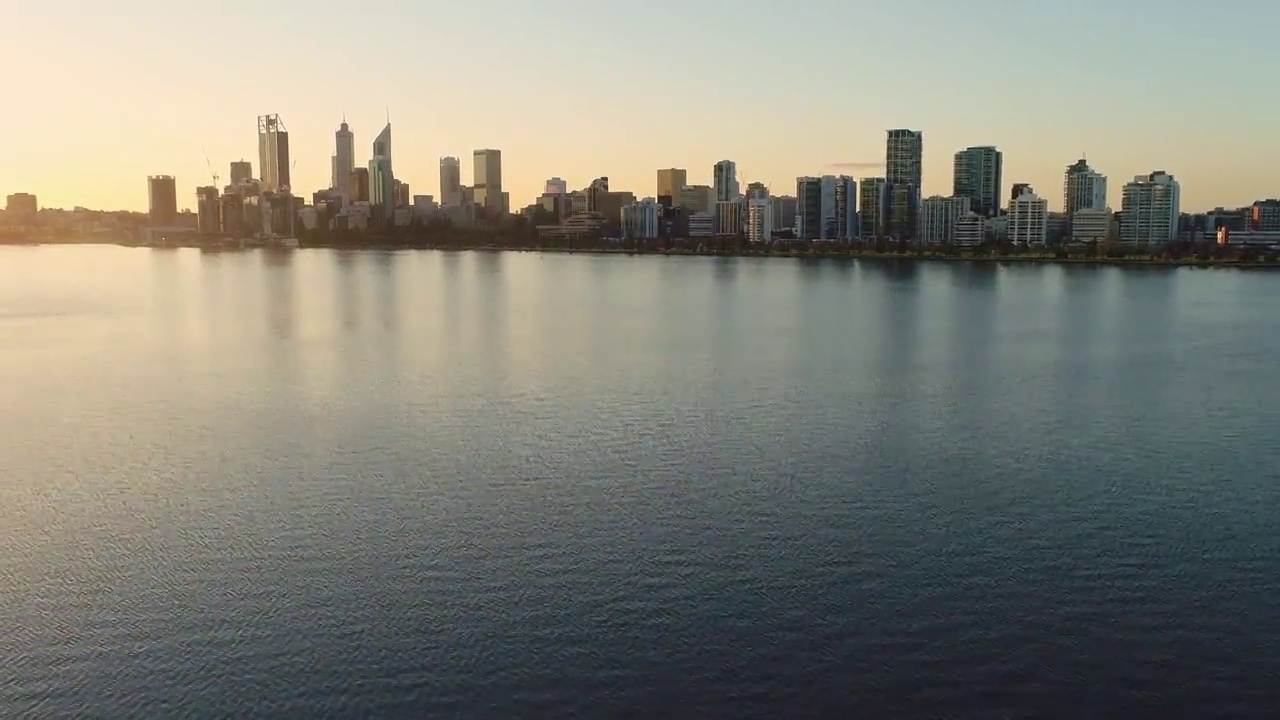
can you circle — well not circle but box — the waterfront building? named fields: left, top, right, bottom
left=834, top=175, right=857, bottom=240
left=1120, top=171, right=1180, bottom=244
left=219, top=193, right=245, bottom=235
left=954, top=213, right=987, bottom=247
left=919, top=195, right=972, bottom=245
left=1071, top=208, right=1113, bottom=243
left=886, top=129, right=923, bottom=187
left=621, top=199, right=661, bottom=240
left=5, top=193, right=37, bottom=225
left=349, top=167, right=370, bottom=203
left=953, top=146, right=1002, bottom=217
left=257, top=114, right=290, bottom=192
left=473, top=149, right=503, bottom=214
left=1250, top=199, right=1280, bottom=231
left=369, top=123, right=394, bottom=222
left=1064, top=158, right=1107, bottom=215
left=713, top=160, right=739, bottom=202
left=795, top=176, right=854, bottom=241
left=1010, top=183, right=1033, bottom=207
left=747, top=197, right=773, bottom=243
left=393, top=180, right=410, bottom=208
left=859, top=178, right=887, bottom=239
left=1008, top=188, right=1049, bottom=245
left=796, top=177, right=824, bottom=241
left=439, top=157, right=462, bottom=206
left=771, top=195, right=797, bottom=235
left=657, top=169, right=687, bottom=206
left=148, top=175, right=178, bottom=226
left=229, top=160, right=253, bottom=186
left=714, top=199, right=743, bottom=236
left=886, top=182, right=919, bottom=243
left=688, top=212, right=714, bottom=238
left=333, top=119, right=354, bottom=200
left=196, top=186, right=220, bottom=234
left=680, top=184, right=715, bottom=214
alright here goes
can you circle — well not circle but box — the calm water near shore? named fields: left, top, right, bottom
left=2, top=245, right=1279, bottom=718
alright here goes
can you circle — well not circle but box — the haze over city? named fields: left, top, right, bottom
left=7, top=0, right=1278, bottom=212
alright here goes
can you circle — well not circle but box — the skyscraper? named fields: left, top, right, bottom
left=886, top=129, right=923, bottom=242
left=333, top=119, right=355, bottom=200
left=834, top=176, right=857, bottom=240
left=439, top=157, right=461, bottom=206
left=952, top=146, right=1003, bottom=217
left=148, top=175, right=178, bottom=226
left=1064, top=159, right=1108, bottom=215
left=1120, top=171, right=1180, bottom=244
left=369, top=123, right=394, bottom=221
left=859, top=178, right=887, bottom=239
left=196, top=186, right=220, bottom=234
left=229, top=160, right=253, bottom=186
left=713, top=160, right=739, bottom=202
left=796, top=176, right=846, bottom=241
left=544, top=177, right=568, bottom=195
left=657, top=168, right=687, bottom=205
left=257, top=114, right=290, bottom=192
left=473, top=149, right=503, bottom=213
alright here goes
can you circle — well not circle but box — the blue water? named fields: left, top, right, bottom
left=2, top=246, right=1279, bottom=718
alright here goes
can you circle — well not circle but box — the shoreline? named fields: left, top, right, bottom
left=5, top=238, right=1279, bottom=269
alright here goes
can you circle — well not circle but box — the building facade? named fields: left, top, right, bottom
left=714, top=199, right=743, bottom=236
left=859, top=178, right=887, bottom=239
left=953, top=146, right=1002, bottom=217
left=439, top=157, right=462, bottom=206
left=1008, top=188, right=1049, bottom=245
left=196, top=186, right=220, bottom=234
left=5, top=193, right=37, bottom=224
left=229, top=160, right=253, bottom=186
left=919, top=195, right=972, bottom=245
left=1070, top=208, right=1113, bottom=243
left=473, top=149, right=503, bottom=214
left=657, top=168, right=687, bottom=205
left=257, top=114, right=290, bottom=192
left=621, top=199, right=661, bottom=240
left=1064, top=159, right=1107, bottom=231
left=713, top=160, right=739, bottom=202
left=333, top=119, right=354, bottom=200
left=148, top=175, right=178, bottom=226
left=1120, top=171, right=1180, bottom=244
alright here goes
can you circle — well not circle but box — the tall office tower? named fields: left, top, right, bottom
left=713, top=160, right=739, bottom=202
left=196, top=186, right=221, bottom=234
left=833, top=175, right=857, bottom=240
left=796, top=177, right=840, bottom=241
left=544, top=177, right=568, bottom=195
left=859, top=178, right=887, bottom=239
left=1064, top=159, right=1108, bottom=215
left=439, top=157, right=462, bottom=206
left=920, top=195, right=973, bottom=245
left=771, top=195, right=798, bottom=234
left=953, top=146, right=1003, bottom=217
left=1120, top=171, right=1180, bottom=244
left=148, top=175, right=178, bottom=226
left=473, top=149, right=503, bottom=213
left=229, top=160, right=253, bottom=185
left=745, top=182, right=768, bottom=201
left=1008, top=188, right=1049, bottom=245
left=747, top=197, right=773, bottom=243
left=657, top=168, right=687, bottom=206
left=257, top=114, right=290, bottom=192
left=369, top=123, right=394, bottom=220
left=714, top=199, right=744, bottom=236
left=349, top=167, right=370, bottom=202
left=886, top=129, right=923, bottom=242
left=680, top=184, right=715, bottom=214
left=333, top=118, right=355, bottom=199
left=586, top=177, right=609, bottom=212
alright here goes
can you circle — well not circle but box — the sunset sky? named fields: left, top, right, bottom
left=6, top=0, right=1277, bottom=213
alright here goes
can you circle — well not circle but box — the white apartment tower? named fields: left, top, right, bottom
left=747, top=196, right=773, bottom=243
left=1008, top=188, right=1049, bottom=245
left=919, top=195, right=973, bottom=245
left=1120, top=171, right=1180, bottom=244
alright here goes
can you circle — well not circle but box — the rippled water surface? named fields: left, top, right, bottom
left=3, top=246, right=1280, bottom=718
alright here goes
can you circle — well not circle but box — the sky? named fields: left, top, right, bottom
left=4, top=0, right=1277, bottom=213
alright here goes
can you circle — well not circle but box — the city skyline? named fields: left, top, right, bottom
left=7, top=0, right=1278, bottom=212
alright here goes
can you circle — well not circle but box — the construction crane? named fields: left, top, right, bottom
left=202, top=145, right=219, bottom=188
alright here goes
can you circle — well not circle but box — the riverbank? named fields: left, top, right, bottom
left=5, top=236, right=1279, bottom=269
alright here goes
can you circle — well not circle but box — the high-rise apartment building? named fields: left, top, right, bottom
left=439, top=157, right=462, bottom=206
left=148, top=175, right=178, bottom=226
left=713, top=160, right=739, bottom=202
left=1010, top=183, right=1033, bottom=205
left=196, top=186, right=220, bottom=234
left=1008, top=188, right=1049, bottom=245
left=1064, top=159, right=1107, bottom=215
left=886, top=130, right=923, bottom=242
left=747, top=197, right=773, bottom=243
left=257, top=114, right=290, bottom=192
left=333, top=119, right=355, bottom=200
left=859, top=178, right=887, bottom=239
left=229, top=160, right=253, bottom=186
left=953, top=146, right=1002, bottom=217
left=796, top=176, right=849, bottom=241
left=657, top=168, right=687, bottom=205
left=1120, top=171, right=1180, bottom=244
left=369, top=123, right=394, bottom=220
left=920, top=195, right=973, bottom=245
left=833, top=176, right=857, bottom=240
left=473, top=149, right=503, bottom=213
left=771, top=195, right=797, bottom=235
